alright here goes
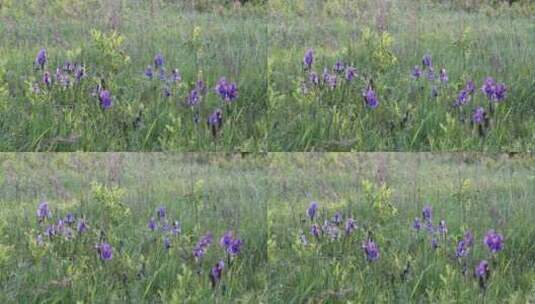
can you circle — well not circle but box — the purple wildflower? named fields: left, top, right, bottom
left=35, top=49, right=47, bottom=69
left=333, top=60, right=345, bottom=73
left=309, top=72, right=320, bottom=86
left=438, top=220, right=447, bottom=236
left=154, top=54, right=164, bottom=69
left=228, top=238, right=243, bottom=256
left=456, top=240, right=468, bottom=257
left=97, top=242, right=113, bottom=261
left=210, top=260, right=225, bottom=287
left=413, top=217, right=421, bottom=232
left=345, top=218, right=356, bottom=235
left=475, top=260, right=490, bottom=280
left=186, top=89, right=200, bottom=106
left=307, top=201, right=318, bottom=221
left=303, top=48, right=314, bottom=69
left=332, top=212, right=342, bottom=225
left=345, top=66, right=358, bottom=81
left=99, top=90, right=112, bottom=109
left=207, top=108, right=223, bottom=137
left=472, top=107, right=487, bottom=125
left=65, top=213, right=75, bottom=225
left=193, top=232, right=213, bottom=260
left=148, top=217, right=157, bottom=231
left=323, top=70, right=337, bottom=89
left=157, top=206, right=166, bottom=220
left=411, top=66, right=422, bottom=79
left=45, top=225, right=56, bottom=238
left=172, top=221, right=181, bottom=235
left=362, top=240, right=380, bottom=262
left=220, top=230, right=234, bottom=249
left=422, top=54, right=432, bottom=68
left=464, top=231, right=474, bottom=247
left=363, top=86, right=379, bottom=109
left=426, top=67, right=435, bottom=81
left=311, top=224, right=321, bottom=238
left=42, top=71, right=52, bottom=86
left=77, top=219, right=87, bottom=234
left=144, top=65, right=153, bottom=79
left=37, top=201, right=51, bottom=220
left=484, top=230, right=504, bottom=253
left=215, top=77, right=238, bottom=102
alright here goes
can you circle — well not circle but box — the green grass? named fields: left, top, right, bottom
left=0, top=153, right=268, bottom=303
left=268, top=153, right=535, bottom=302
left=267, top=0, right=535, bottom=151
left=0, top=2, right=268, bottom=151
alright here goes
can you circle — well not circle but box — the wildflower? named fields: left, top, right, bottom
left=484, top=230, right=504, bottom=253
left=210, top=260, right=224, bottom=288
left=465, top=80, right=476, bottom=94
left=228, top=238, right=243, bottom=256
left=475, top=260, right=490, bottom=280
left=75, top=65, right=86, bottom=82
left=464, top=231, right=474, bottom=247
left=215, top=77, right=238, bottom=102
left=333, top=60, right=345, bottom=73
left=220, top=231, right=234, bottom=249
left=311, top=224, right=321, bottom=238
left=160, top=221, right=171, bottom=232
left=77, top=219, right=87, bottom=234
left=492, top=83, right=507, bottom=102
left=207, top=108, right=223, bottom=138
left=411, top=66, right=422, bottom=80
left=307, top=201, right=318, bottom=221
left=144, top=65, right=153, bottom=79
left=42, top=71, right=52, bottom=86
left=45, top=225, right=56, bottom=238
left=37, top=201, right=51, bottom=220
left=439, top=68, right=448, bottom=83
left=172, top=221, right=181, bottom=235
left=65, top=213, right=75, bottom=225
left=363, top=86, right=379, bottom=109
left=159, top=68, right=166, bottom=81
left=472, top=107, right=487, bottom=125
left=35, top=49, right=47, bottom=69
left=422, top=54, right=432, bottom=68
left=456, top=239, right=468, bottom=257
left=422, top=206, right=432, bottom=222
left=345, top=218, right=357, bottom=235
left=303, top=48, right=314, bottom=69
left=426, top=67, right=435, bottom=81
left=481, top=77, right=507, bottom=102
left=332, top=212, right=342, bottom=225
left=154, top=54, right=164, bottom=69
left=362, top=240, right=380, bottom=262
left=345, top=66, right=358, bottom=81
left=97, top=242, right=113, bottom=261
left=323, top=221, right=341, bottom=240
left=309, top=72, right=320, bottom=86
left=193, top=232, right=213, bottom=260
left=157, top=206, right=166, bottom=220
left=413, top=217, right=421, bottom=232
left=99, top=90, right=112, bottom=109
left=186, top=89, right=200, bottom=106
left=148, top=217, right=157, bottom=231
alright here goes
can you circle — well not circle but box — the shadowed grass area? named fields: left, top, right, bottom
left=0, top=2, right=268, bottom=151
left=267, top=0, right=535, bottom=151
left=0, top=153, right=268, bottom=302
left=268, top=153, right=535, bottom=303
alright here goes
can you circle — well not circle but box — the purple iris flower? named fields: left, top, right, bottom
left=37, top=201, right=51, bottom=220
left=42, top=72, right=52, bottom=86
left=345, top=218, right=356, bottom=235
left=309, top=72, right=320, bottom=86
left=186, top=89, right=200, bottom=106
left=332, top=212, right=342, bottom=225
left=148, top=217, right=157, bottom=231
left=144, top=65, right=153, bottom=79
left=438, top=220, right=447, bottom=236
left=193, top=232, right=213, bottom=260
left=154, top=54, right=164, bottom=69
left=77, top=219, right=87, bottom=234
left=481, top=77, right=507, bottom=102
left=472, top=107, right=487, bottom=125
left=413, top=217, right=421, bottom=232
left=210, top=260, right=225, bottom=287
left=456, top=239, right=468, bottom=257
left=345, top=67, right=358, bottom=81
left=484, top=230, right=504, bottom=253
left=363, top=86, right=379, bottom=109
left=207, top=108, right=223, bottom=136
left=466, top=80, right=476, bottom=94
left=307, top=201, right=318, bottom=221
left=439, top=68, right=448, bottom=83
left=303, top=48, right=314, bottom=69
left=362, top=240, right=380, bottom=262
left=172, top=221, right=181, bottom=235
left=220, top=231, right=234, bottom=249
left=75, top=65, right=86, bottom=82
left=157, top=206, right=166, bottom=220
left=475, top=260, right=490, bottom=280
left=492, top=83, right=507, bottom=102
left=35, top=48, right=47, bottom=69
left=99, top=90, right=112, bottom=109
left=158, top=68, right=166, bottom=81
left=45, top=225, right=56, bottom=238
left=65, top=213, right=75, bottom=225
left=311, top=224, right=321, bottom=238
left=411, top=66, right=422, bottom=79
left=215, top=77, right=238, bottom=102
left=422, top=206, right=432, bottom=222
left=97, top=242, right=113, bottom=261
left=422, top=54, right=432, bottom=68
left=464, top=231, right=474, bottom=247
left=333, top=61, right=345, bottom=73
left=228, top=238, right=243, bottom=256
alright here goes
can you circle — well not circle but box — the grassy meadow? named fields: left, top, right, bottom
left=268, top=0, right=535, bottom=151
left=268, top=153, right=535, bottom=303
left=0, top=1, right=268, bottom=151
left=0, top=153, right=268, bottom=302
